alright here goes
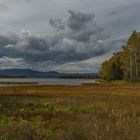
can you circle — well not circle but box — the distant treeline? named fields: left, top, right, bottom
left=100, top=31, right=140, bottom=81
left=59, top=74, right=99, bottom=79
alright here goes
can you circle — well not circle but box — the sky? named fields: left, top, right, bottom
left=0, top=0, right=139, bottom=72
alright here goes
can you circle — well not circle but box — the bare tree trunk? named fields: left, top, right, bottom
left=130, top=55, right=133, bottom=81
left=135, top=53, right=138, bottom=81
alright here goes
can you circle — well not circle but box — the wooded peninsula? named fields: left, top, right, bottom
left=100, top=31, right=140, bottom=81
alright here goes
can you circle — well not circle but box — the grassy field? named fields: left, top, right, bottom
left=1, top=82, right=140, bottom=139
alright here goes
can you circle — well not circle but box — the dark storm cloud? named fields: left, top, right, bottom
left=49, top=19, right=65, bottom=31
left=0, top=11, right=125, bottom=68
left=0, top=0, right=135, bottom=72
left=67, top=10, right=95, bottom=31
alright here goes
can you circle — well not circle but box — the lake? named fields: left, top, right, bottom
left=0, top=78, right=96, bottom=86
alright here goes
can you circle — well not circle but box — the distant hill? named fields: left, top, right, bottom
left=0, top=69, right=99, bottom=78
left=0, top=69, right=60, bottom=78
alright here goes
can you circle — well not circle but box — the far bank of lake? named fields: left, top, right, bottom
left=0, top=78, right=96, bottom=86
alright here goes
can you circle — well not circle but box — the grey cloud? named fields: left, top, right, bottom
left=0, top=56, right=27, bottom=69
left=49, top=19, right=65, bottom=31
left=0, top=0, right=137, bottom=72
left=107, top=11, right=118, bottom=16
left=67, top=10, right=95, bottom=31
left=25, top=0, right=32, bottom=3
left=0, top=11, right=125, bottom=70
left=103, top=2, right=140, bottom=37
left=0, top=4, right=8, bottom=12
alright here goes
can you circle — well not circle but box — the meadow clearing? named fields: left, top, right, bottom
left=0, top=81, right=140, bottom=139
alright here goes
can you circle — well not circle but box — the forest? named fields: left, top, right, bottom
left=100, top=31, right=140, bottom=81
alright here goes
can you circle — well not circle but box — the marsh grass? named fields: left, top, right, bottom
left=0, top=83, right=140, bottom=139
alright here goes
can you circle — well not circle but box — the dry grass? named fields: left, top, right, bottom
left=0, top=82, right=140, bottom=139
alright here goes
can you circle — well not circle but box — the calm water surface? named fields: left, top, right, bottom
left=0, top=78, right=96, bottom=86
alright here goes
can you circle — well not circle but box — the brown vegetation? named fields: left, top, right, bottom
left=0, top=82, right=140, bottom=139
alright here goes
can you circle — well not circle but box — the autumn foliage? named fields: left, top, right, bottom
left=100, top=31, right=140, bottom=81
